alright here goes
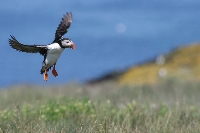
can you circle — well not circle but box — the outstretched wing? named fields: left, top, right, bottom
left=8, top=35, right=47, bottom=56
left=54, top=12, right=72, bottom=42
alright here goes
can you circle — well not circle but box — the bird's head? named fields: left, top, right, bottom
left=61, top=38, right=76, bottom=49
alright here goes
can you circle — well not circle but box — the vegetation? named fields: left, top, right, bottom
left=119, top=43, right=200, bottom=85
left=1, top=79, right=200, bottom=132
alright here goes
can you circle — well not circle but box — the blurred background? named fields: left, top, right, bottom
left=1, top=0, right=200, bottom=87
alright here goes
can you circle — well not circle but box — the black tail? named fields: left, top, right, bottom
left=40, top=69, right=44, bottom=74
left=40, top=66, right=52, bottom=74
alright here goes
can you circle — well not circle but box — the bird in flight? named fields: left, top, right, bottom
left=8, top=12, right=76, bottom=81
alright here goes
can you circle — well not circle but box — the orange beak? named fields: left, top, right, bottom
left=71, top=43, right=76, bottom=49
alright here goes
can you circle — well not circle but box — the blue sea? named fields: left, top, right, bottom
left=1, top=0, right=200, bottom=87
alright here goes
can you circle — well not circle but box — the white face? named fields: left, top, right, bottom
left=61, top=39, right=73, bottom=48
left=61, top=39, right=76, bottom=49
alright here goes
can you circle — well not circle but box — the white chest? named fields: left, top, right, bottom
left=45, top=43, right=65, bottom=68
left=47, top=43, right=64, bottom=54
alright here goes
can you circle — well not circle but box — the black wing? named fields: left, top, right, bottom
left=54, top=12, right=72, bottom=42
left=8, top=35, right=47, bottom=56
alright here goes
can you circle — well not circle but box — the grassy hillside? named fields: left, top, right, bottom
left=119, top=43, right=200, bottom=85
left=1, top=80, right=200, bottom=132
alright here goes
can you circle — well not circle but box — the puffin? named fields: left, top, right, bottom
left=8, top=12, right=76, bottom=81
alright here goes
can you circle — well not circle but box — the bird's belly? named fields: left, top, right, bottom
left=44, top=46, right=64, bottom=69
left=45, top=53, right=62, bottom=68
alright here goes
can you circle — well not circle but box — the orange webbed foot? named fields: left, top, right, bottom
left=52, top=69, right=58, bottom=77
left=52, top=63, right=58, bottom=77
left=44, top=70, right=48, bottom=81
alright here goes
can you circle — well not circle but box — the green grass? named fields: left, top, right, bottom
left=1, top=79, right=200, bottom=132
